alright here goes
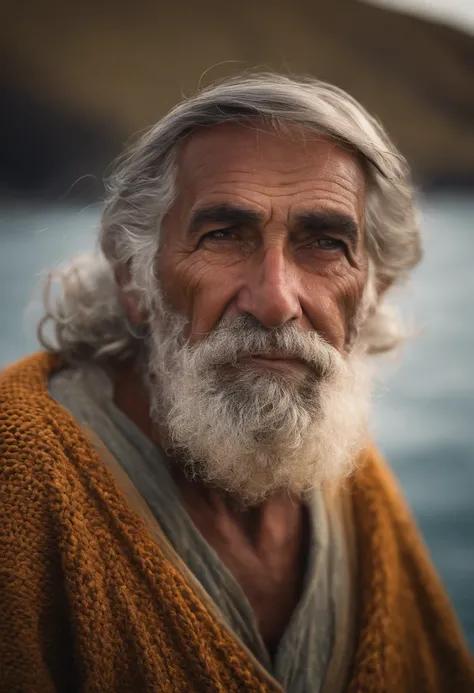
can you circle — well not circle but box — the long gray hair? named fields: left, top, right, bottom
left=39, top=73, right=422, bottom=362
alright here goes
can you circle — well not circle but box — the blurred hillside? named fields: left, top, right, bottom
left=1, top=0, right=474, bottom=199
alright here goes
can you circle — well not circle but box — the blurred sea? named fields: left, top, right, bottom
left=0, top=194, right=473, bottom=649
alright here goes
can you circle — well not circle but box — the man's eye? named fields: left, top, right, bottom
left=313, top=237, right=346, bottom=251
left=202, top=228, right=238, bottom=242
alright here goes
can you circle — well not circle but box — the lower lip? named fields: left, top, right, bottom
left=239, top=356, right=309, bottom=372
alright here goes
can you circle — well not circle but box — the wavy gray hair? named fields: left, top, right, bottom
left=39, top=73, right=422, bottom=362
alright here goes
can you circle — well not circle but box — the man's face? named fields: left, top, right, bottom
left=140, top=122, right=372, bottom=503
left=158, top=121, right=368, bottom=358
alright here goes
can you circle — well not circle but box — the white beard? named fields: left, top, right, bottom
left=144, top=311, right=373, bottom=506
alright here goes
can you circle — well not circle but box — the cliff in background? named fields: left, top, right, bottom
left=1, top=0, right=473, bottom=198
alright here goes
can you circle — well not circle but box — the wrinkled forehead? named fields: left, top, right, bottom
left=174, top=121, right=367, bottom=216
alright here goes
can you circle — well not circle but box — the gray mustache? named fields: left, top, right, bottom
left=187, top=315, right=340, bottom=376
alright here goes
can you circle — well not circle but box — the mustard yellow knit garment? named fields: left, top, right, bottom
left=1, top=352, right=473, bottom=692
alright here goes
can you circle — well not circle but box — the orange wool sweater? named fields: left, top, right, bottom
left=1, top=352, right=473, bottom=693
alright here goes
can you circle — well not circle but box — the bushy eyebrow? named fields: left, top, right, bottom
left=188, top=203, right=264, bottom=235
left=188, top=203, right=360, bottom=249
left=295, top=210, right=360, bottom=249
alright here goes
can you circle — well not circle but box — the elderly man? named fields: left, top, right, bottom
left=1, top=74, right=473, bottom=693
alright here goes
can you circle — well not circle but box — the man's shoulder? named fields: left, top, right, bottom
left=0, top=351, right=75, bottom=479
left=1, top=350, right=59, bottom=398
left=1, top=350, right=59, bottom=423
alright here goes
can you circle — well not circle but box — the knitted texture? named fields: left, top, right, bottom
left=1, top=352, right=473, bottom=693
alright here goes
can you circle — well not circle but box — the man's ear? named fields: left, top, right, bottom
left=115, top=264, right=149, bottom=327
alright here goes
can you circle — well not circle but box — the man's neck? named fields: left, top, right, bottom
left=112, top=360, right=155, bottom=441
left=173, top=468, right=309, bottom=655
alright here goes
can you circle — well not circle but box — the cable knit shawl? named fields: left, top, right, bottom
left=1, top=352, right=473, bottom=693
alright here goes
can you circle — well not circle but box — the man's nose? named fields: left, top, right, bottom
left=235, top=248, right=302, bottom=328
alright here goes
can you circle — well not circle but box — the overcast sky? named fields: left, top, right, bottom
left=365, top=0, right=474, bottom=33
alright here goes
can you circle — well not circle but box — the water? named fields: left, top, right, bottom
left=0, top=195, right=473, bottom=648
